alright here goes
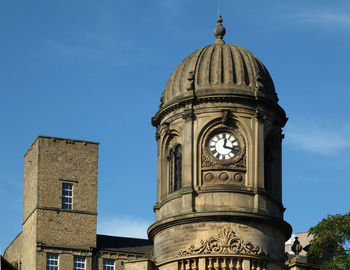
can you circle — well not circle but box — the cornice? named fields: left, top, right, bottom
left=37, top=206, right=97, bottom=215
left=36, top=242, right=94, bottom=254
left=148, top=211, right=292, bottom=240
left=155, top=186, right=285, bottom=216
left=152, top=95, right=286, bottom=128
left=23, top=207, right=98, bottom=225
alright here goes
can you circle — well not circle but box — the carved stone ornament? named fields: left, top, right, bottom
left=186, top=71, right=195, bottom=91
left=202, top=125, right=246, bottom=168
left=221, top=110, right=231, bottom=125
left=155, top=127, right=161, bottom=140
left=161, top=123, right=170, bottom=135
left=166, top=135, right=181, bottom=158
left=159, top=92, right=165, bottom=109
left=177, top=227, right=268, bottom=257
left=255, top=71, right=264, bottom=91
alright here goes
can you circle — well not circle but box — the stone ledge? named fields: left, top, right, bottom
left=148, top=212, right=292, bottom=239
left=24, top=135, right=99, bottom=157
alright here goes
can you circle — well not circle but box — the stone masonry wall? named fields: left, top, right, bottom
left=36, top=136, right=99, bottom=249
left=37, top=137, right=98, bottom=212
left=23, top=139, right=39, bottom=222
left=3, top=232, right=22, bottom=268
left=97, top=252, right=147, bottom=270
left=36, top=209, right=97, bottom=248
left=21, top=212, right=37, bottom=270
left=153, top=220, right=286, bottom=264
left=36, top=252, right=93, bottom=270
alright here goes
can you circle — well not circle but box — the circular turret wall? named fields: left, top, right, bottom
left=150, top=219, right=289, bottom=268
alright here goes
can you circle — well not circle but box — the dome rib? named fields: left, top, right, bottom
left=219, top=45, right=224, bottom=84
left=176, top=53, right=188, bottom=97
left=227, top=46, right=237, bottom=84
left=193, top=46, right=207, bottom=90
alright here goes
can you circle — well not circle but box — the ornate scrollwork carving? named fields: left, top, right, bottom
left=235, top=156, right=246, bottom=168
left=177, top=227, right=268, bottom=257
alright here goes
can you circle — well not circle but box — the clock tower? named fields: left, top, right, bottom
left=149, top=16, right=291, bottom=270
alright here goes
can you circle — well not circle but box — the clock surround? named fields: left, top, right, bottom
left=208, top=131, right=241, bottom=161
left=202, top=125, right=246, bottom=168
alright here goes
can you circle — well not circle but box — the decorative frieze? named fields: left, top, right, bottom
left=177, top=227, right=268, bottom=257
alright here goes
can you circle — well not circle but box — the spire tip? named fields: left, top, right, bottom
left=214, top=15, right=226, bottom=43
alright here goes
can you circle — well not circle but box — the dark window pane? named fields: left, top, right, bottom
left=174, top=145, right=182, bottom=191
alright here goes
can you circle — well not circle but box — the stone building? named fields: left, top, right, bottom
left=4, top=136, right=153, bottom=270
left=4, top=16, right=317, bottom=270
left=147, top=15, right=291, bottom=270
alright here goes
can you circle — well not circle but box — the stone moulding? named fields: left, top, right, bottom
left=177, top=227, right=268, bottom=257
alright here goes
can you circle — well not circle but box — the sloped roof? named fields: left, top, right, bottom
left=1, top=255, right=17, bottom=270
left=96, top=234, right=153, bottom=254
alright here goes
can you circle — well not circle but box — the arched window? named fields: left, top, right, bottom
left=174, top=145, right=182, bottom=191
left=169, top=145, right=182, bottom=192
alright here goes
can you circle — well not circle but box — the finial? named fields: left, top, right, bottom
left=291, top=237, right=303, bottom=255
left=217, top=16, right=223, bottom=24
left=214, top=15, right=226, bottom=44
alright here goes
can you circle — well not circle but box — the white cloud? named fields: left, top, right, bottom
left=43, top=30, right=153, bottom=67
left=97, top=216, right=152, bottom=239
left=45, top=39, right=136, bottom=67
left=295, top=10, right=350, bottom=27
left=285, top=124, right=350, bottom=155
left=46, top=40, right=105, bottom=59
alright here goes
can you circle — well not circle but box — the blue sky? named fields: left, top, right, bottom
left=1, top=0, right=350, bottom=254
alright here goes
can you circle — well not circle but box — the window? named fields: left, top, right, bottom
left=103, top=259, right=115, bottom=270
left=74, top=256, right=85, bottom=270
left=264, top=133, right=281, bottom=199
left=46, top=253, right=59, bottom=270
left=169, top=145, right=182, bottom=193
left=62, top=183, right=73, bottom=209
left=174, top=145, right=182, bottom=191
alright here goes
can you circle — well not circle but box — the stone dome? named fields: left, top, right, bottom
left=159, top=17, right=278, bottom=109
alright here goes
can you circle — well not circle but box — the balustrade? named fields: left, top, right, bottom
left=178, top=257, right=267, bottom=270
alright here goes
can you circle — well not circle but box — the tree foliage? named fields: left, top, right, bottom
left=307, top=213, right=350, bottom=270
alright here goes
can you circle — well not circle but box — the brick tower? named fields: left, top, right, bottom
left=149, top=16, right=292, bottom=270
left=15, top=136, right=98, bottom=269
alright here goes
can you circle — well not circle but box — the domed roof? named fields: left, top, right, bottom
left=159, top=16, right=278, bottom=109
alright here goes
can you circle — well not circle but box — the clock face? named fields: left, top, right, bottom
left=208, top=132, right=240, bottom=160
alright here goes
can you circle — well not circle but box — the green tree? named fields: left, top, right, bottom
left=307, top=213, right=350, bottom=270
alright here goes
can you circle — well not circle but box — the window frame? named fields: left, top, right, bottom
left=61, top=182, right=73, bottom=210
left=73, top=256, right=86, bottom=270
left=46, top=253, right=59, bottom=270
left=103, top=258, right=115, bottom=270
left=168, top=144, right=182, bottom=193
left=174, top=145, right=182, bottom=191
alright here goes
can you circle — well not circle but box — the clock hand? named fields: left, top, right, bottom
left=232, top=146, right=240, bottom=153
left=223, top=139, right=234, bottom=150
